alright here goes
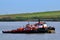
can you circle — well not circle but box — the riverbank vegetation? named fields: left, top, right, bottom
left=0, top=11, right=60, bottom=21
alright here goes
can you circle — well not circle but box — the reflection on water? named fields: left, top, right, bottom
left=0, top=21, right=60, bottom=40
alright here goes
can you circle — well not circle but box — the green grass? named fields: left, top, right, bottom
left=0, top=11, right=60, bottom=21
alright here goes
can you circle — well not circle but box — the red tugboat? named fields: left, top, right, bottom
left=2, top=20, right=55, bottom=33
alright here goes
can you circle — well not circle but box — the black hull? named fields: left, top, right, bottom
left=2, top=27, right=55, bottom=33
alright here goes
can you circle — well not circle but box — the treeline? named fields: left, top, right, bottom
left=0, top=11, right=60, bottom=21
left=0, top=16, right=60, bottom=21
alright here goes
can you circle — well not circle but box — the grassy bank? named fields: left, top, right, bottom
left=0, top=11, right=60, bottom=21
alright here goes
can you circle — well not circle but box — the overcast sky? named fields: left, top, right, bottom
left=0, top=0, right=60, bottom=15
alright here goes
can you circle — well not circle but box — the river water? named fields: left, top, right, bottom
left=0, top=21, right=60, bottom=40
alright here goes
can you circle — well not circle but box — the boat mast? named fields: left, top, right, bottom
left=38, top=19, right=40, bottom=22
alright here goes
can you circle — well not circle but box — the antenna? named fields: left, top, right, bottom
left=28, top=20, right=29, bottom=24
left=38, top=19, right=40, bottom=22
left=27, top=18, right=30, bottom=24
